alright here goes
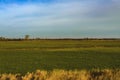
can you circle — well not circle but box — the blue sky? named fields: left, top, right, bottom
left=0, top=0, right=120, bottom=38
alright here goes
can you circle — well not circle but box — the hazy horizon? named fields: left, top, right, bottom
left=0, top=0, right=120, bottom=38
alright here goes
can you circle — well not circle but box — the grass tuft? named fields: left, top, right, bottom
left=0, top=69, right=120, bottom=80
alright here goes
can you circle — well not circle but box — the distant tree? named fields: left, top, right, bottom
left=25, top=35, right=29, bottom=40
left=0, top=37, right=5, bottom=40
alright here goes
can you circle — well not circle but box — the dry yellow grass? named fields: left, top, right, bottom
left=0, top=69, right=120, bottom=80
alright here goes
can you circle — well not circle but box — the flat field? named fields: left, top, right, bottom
left=0, top=40, right=120, bottom=74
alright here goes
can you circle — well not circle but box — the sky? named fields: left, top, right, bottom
left=0, top=0, right=120, bottom=38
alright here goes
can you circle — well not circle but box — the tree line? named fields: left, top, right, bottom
left=0, top=36, right=120, bottom=41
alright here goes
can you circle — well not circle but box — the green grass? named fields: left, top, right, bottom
left=0, top=40, right=120, bottom=74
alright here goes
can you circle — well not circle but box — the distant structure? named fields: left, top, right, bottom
left=25, top=35, right=29, bottom=40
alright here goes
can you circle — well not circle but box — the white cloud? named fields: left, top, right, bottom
left=0, top=0, right=120, bottom=38
left=0, top=1, right=88, bottom=27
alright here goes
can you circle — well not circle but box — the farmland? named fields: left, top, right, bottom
left=0, top=40, right=120, bottom=74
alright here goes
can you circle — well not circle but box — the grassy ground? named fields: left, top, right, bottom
left=0, top=69, right=120, bottom=80
left=0, top=40, right=120, bottom=74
